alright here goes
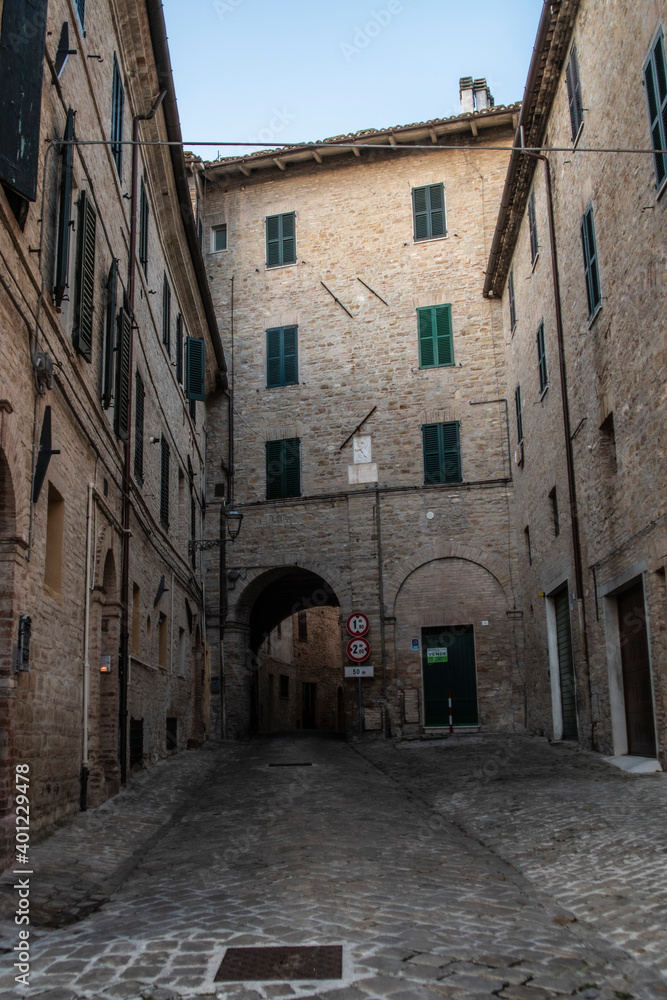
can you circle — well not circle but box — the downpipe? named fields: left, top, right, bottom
left=80, top=482, right=94, bottom=810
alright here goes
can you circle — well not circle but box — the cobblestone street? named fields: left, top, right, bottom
left=1, top=735, right=667, bottom=1000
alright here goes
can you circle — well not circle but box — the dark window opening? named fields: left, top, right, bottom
left=298, top=611, right=308, bottom=642
left=549, top=487, right=560, bottom=536
left=279, top=674, right=289, bottom=699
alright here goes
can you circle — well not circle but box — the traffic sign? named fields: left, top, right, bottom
left=346, top=612, right=370, bottom=637
left=345, top=665, right=375, bottom=678
left=347, top=637, right=371, bottom=662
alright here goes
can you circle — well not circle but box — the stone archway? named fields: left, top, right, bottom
left=224, top=566, right=343, bottom=739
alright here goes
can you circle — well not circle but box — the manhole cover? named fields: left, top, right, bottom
left=268, top=762, right=313, bottom=767
left=215, top=945, right=342, bottom=981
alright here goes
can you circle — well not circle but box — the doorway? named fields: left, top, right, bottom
left=617, top=581, right=656, bottom=757
left=553, top=588, right=578, bottom=741
left=302, top=682, right=317, bottom=729
left=422, top=626, right=478, bottom=727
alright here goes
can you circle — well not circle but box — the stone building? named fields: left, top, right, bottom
left=0, top=0, right=226, bottom=865
left=484, top=0, right=667, bottom=768
left=197, top=88, right=528, bottom=740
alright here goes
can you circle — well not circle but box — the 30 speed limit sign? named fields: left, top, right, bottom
left=346, top=612, right=369, bottom=637
left=347, top=637, right=371, bottom=662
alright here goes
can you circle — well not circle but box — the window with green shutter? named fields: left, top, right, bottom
left=111, top=54, right=124, bottom=179
left=114, top=306, right=131, bottom=441
left=515, top=386, right=524, bottom=444
left=162, top=274, right=171, bottom=353
left=266, top=212, right=296, bottom=267
left=566, top=45, right=584, bottom=141
left=528, top=191, right=538, bottom=264
left=581, top=205, right=601, bottom=317
left=75, top=0, right=85, bottom=27
left=508, top=269, right=517, bottom=331
left=54, top=109, right=75, bottom=308
left=102, top=260, right=117, bottom=408
left=72, top=190, right=97, bottom=362
left=134, top=370, right=145, bottom=484
left=412, top=184, right=446, bottom=241
left=160, top=436, right=170, bottom=529
left=644, top=31, right=667, bottom=187
left=417, top=305, right=453, bottom=369
left=266, top=438, right=301, bottom=499
left=422, top=422, right=462, bottom=485
left=186, top=337, right=205, bottom=401
left=176, top=314, right=183, bottom=385
left=267, top=326, right=298, bottom=387
left=537, top=322, right=548, bottom=392
left=139, top=178, right=149, bottom=275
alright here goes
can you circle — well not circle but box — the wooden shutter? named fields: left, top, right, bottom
left=102, top=260, right=117, bottom=408
left=508, top=270, right=517, bottom=330
left=413, top=187, right=429, bottom=240
left=283, top=438, right=301, bottom=496
left=428, top=184, right=446, bottom=237
left=435, top=305, right=453, bottom=365
left=72, top=191, right=97, bottom=362
left=139, top=179, right=149, bottom=275
left=422, top=424, right=442, bottom=484
left=282, top=326, right=298, bottom=384
left=134, top=371, right=145, bottom=482
left=266, top=327, right=283, bottom=387
left=418, top=308, right=436, bottom=367
left=54, top=109, right=75, bottom=307
left=186, top=338, right=205, bottom=401
left=114, top=306, right=131, bottom=441
left=644, top=36, right=667, bottom=186
left=566, top=46, right=584, bottom=140
left=111, top=54, right=124, bottom=178
left=176, top=314, right=183, bottom=385
left=528, top=192, right=538, bottom=263
left=581, top=207, right=601, bottom=315
left=266, top=439, right=283, bottom=499
left=281, top=212, right=296, bottom=264
left=266, top=215, right=281, bottom=266
left=442, top=422, right=461, bottom=483
left=266, top=438, right=300, bottom=498
left=515, top=386, right=523, bottom=443
left=0, top=0, right=49, bottom=202
left=162, top=275, right=171, bottom=352
left=537, top=323, right=548, bottom=392
left=160, top=437, right=170, bottom=529
left=75, top=0, right=85, bottom=26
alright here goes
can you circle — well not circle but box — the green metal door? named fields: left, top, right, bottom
left=422, top=626, right=478, bottom=727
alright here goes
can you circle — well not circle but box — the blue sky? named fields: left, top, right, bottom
left=161, top=0, right=543, bottom=159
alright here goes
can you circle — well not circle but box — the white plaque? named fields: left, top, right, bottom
left=345, top=665, right=375, bottom=678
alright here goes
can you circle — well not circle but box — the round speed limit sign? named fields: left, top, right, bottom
left=347, top=637, right=371, bottom=663
left=346, top=612, right=370, bottom=637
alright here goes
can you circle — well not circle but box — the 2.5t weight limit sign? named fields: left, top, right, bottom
left=347, top=637, right=371, bottom=663
left=346, top=612, right=369, bottom=637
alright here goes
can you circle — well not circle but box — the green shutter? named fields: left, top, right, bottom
left=442, top=422, right=461, bottom=483
left=102, top=260, right=117, bottom=408
left=72, top=190, right=97, bottom=362
left=282, top=326, right=298, bottom=384
left=418, top=308, right=436, bottom=367
left=111, top=54, right=124, bottom=178
left=281, top=212, right=296, bottom=264
left=266, top=214, right=281, bottom=266
left=134, top=371, right=144, bottom=483
left=645, top=35, right=667, bottom=185
left=528, top=192, right=538, bottom=263
left=114, top=306, right=131, bottom=441
left=139, top=178, right=149, bottom=275
left=160, top=437, right=170, bottom=529
left=435, top=305, right=453, bottom=365
left=515, top=386, right=523, bottom=443
left=176, top=315, right=183, bottom=385
left=266, top=438, right=300, bottom=498
left=54, top=109, right=75, bottom=308
left=581, top=207, right=601, bottom=316
left=422, top=424, right=442, bottom=484
left=537, top=322, right=548, bottom=392
left=566, top=46, right=584, bottom=140
left=162, top=275, right=171, bottom=352
left=428, top=184, right=446, bottom=237
left=186, top=337, right=205, bottom=401
left=413, top=187, right=429, bottom=240
left=267, top=328, right=282, bottom=387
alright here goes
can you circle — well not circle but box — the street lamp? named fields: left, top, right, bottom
left=224, top=507, right=243, bottom=541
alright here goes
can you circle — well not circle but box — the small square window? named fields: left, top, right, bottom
left=279, top=674, right=289, bottom=699
left=212, top=225, right=227, bottom=252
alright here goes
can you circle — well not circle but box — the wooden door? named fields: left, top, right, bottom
left=422, top=626, right=478, bottom=727
left=618, top=582, right=656, bottom=757
left=555, top=589, right=578, bottom=740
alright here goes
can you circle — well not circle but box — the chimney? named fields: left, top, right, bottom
left=459, top=77, right=474, bottom=114
left=473, top=78, right=494, bottom=111
left=459, top=76, right=495, bottom=114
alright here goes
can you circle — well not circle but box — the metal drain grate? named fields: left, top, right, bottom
left=268, top=762, right=313, bottom=767
left=215, top=945, right=342, bottom=981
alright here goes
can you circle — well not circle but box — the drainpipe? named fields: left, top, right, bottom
left=119, top=89, right=167, bottom=785
left=374, top=489, right=388, bottom=714
left=80, top=482, right=94, bottom=810
left=526, top=147, right=594, bottom=743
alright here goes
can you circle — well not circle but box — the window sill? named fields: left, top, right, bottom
left=587, top=303, right=602, bottom=329
left=418, top=363, right=455, bottom=371
left=572, top=121, right=585, bottom=150
left=531, top=252, right=540, bottom=273
left=413, top=234, right=449, bottom=245
left=539, top=384, right=549, bottom=401
left=266, top=261, right=298, bottom=270
left=266, top=381, right=300, bottom=390
left=209, top=248, right=228, bottom=255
